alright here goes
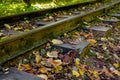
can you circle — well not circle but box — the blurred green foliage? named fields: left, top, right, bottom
left=0, top=0, right=90, bottom=17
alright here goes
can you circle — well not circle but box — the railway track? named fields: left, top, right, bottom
left=0, top=0, right=120, bottom=79
left=0, top=0, right=105, bottom=65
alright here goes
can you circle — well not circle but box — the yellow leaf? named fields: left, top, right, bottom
left=52, top=39, right=63, bottom=45
left=39, top=67, right=48, bottom=74
left=72, top=70, right=80, bottom=77
left=54, top=66, right=63, bottom=73
left=4, top=24, right=11, bottom=29
left=47, top=50, right=59, bottom=58
left=75, top=58, right=80, bottom=67
left=22, top=64, right=31, bottom=69
left=93, top=71, right=99, bottom=77
left=79, top=69, right=84, bottom=76
left=113, top=63, right=119, bottom=68
left=74, top=31, right=79, bottom=35
left=85, top=39, right=97, bottom=45
left=18, top=64, right=31, bottom=71
left=35, top=54, right=41, bottom=64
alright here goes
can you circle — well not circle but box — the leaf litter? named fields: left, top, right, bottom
left=14, top=25, right=120, bottom=80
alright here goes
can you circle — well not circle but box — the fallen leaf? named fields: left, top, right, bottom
left=49, top=59, right=62, bottom=66
left=112, top=69, right=120, bottom=76
left=18, top=64, right=31, bottom=71
left=72, top=70, right=80, bottom=77
left=54, top=66, right=63, bottom=73
left=80, top=32, right=92, bottom=38
left=102, top=44, right=107, bottom=50
left=47, top=50, right=59, bottom=58
left=63, top=54, right=71, bottom=64
left=35, top=54, right=41, bottom=64
left=4, top=24, right=11, bottom=29
left=96, top=52, right=103, bottom=59
left=101, top=66, right=114, bottom=78
left=110, top=67, right=120, bottom=76
left=92, top=71, right=99, bottom=77
left=33, top=51, right=41, bottom=64
left=39, top=67, right=51, bottom=74
left=69, top=39, right=80, bottom=44
left=113, top=63, right=119, bottom=68
left=74, top=31, right=79, bottom=35
left=85, top=39, right=97, bottom=45
left=79, top=69, right=84, bottom=76
left=52, top=39, right=63, bottom=44
left=101, top=37, right=107, bottom=41
left=75, top=58, right=80, bottom=68
left=62, top=38, right=80, bottom=44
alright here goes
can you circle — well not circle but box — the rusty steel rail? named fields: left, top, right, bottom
left=0, top=0, right=120, bottom=65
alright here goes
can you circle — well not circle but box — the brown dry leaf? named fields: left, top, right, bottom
left=52, top=39, right=63, bottom=45
left=113, top=46, right=120, bottom=51
left=43, top=17, right=49, bottom=21
left=47, top=50, right=59, bottom=58
left=72, top=35, right=79, bottom=39
left=35, top=54, right=42, bottom=64
left=85, top=39, right=97, bottom=45
left=101, top=66, right=114, bottom=78
left=112, top=69, right=120, bottom=76
left=74, top=31, right=79, bottom=35
left=63, top=54, right=71, bottom=64
left=49, top=59, right=62, bottom=66
left=33, top=51, right=42, bottom=64
left=18, top=64, right=31, bottom=71
left=80, top=32, right=92, bottom=38
left=4, top=24, right=11, bottom=29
